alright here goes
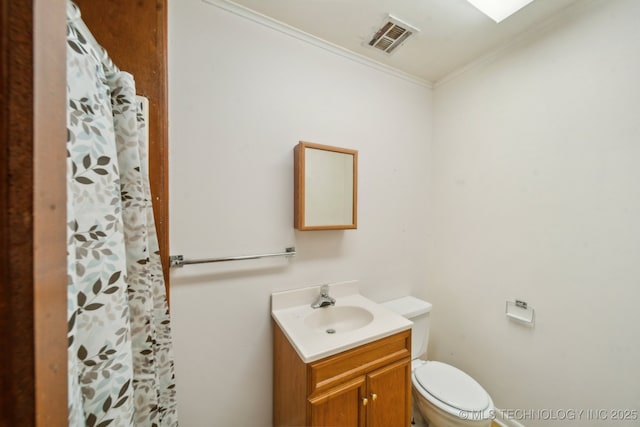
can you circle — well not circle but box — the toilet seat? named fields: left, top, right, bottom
left=412, top=360, right=492, bottom=418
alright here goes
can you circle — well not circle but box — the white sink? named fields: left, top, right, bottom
left=271, top=281, right=412, bottom=362
left=304, top=305, right=374, bottom=334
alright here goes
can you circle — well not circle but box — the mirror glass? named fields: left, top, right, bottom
left=294, top=142, right=357, bottom=230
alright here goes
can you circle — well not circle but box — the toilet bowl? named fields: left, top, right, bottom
left=382, top=297, right=494, bottom=427
left=412, top=359, right=493, bottom=427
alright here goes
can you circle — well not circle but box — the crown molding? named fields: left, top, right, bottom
left=434, top=0, right=597, bottom=88
left=202, top=0, right=432, bottom=89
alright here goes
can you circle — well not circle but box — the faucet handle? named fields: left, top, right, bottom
left=320, top=284, right=330, bottom=296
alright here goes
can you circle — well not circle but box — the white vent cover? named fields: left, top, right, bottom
left=368, top=15, right=419, bottom=54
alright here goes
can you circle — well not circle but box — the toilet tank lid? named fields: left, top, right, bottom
left=382, top=296, right=432, bottom=318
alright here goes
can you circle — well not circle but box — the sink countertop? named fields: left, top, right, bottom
left=271, top=281, right=412, bottom=363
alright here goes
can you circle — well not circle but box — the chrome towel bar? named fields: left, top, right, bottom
left=169, top=247, right=296, bottom=268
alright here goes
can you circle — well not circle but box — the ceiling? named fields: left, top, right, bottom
left=227, top=0, right=583, bottom=84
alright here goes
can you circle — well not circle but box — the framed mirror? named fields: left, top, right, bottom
left=294, top=141, right=358, bottom=230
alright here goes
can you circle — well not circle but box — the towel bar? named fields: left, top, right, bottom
left=169, top=247, right=296, bottom=268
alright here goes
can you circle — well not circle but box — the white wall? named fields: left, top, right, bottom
left=168, top=1, right=432, bottom=425
left=429, top=0, right=640, bottom=426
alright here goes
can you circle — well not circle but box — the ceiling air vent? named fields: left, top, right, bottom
left=368, top=15, right=419, bottom=54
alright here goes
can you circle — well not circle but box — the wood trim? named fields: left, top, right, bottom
left=2, top=2, right=169, bottom=425
left=294, top=141, right=358, bottom=231
left=293, top=143, right=303, bottom=229
left=3, top=1, right=36, bottom=424
left=33, top=0, right=68, bottom=424
left=73, top=0, right=170, bottom=295
left=0, top=2, right=35, bottom=424
left=1, top=0, right=67, bottom=426
left=0, top=0, right=8, bottom=418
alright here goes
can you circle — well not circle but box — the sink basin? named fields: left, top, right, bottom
left=304, top=305, right=374, bottom=334
left=271, top=282, right=412, bottom=362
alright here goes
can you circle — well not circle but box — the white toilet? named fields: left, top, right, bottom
left=382, top=296, right=494, bottom=427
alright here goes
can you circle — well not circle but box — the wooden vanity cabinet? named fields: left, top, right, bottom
left=273, top=322, right=412, bottom=427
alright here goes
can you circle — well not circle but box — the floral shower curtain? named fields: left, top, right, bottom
left=66, top=2, right=178, bottom=426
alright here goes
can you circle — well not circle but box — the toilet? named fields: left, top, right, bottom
left=382, top=296, right=494, bottom=427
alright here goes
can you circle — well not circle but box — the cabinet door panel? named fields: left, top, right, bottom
left=366, top=358, right=411, bottom=427
left=309, top=376, right=366, bottom=427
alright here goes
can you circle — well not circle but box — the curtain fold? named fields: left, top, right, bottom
left=66, top=2, right=178, bottom=425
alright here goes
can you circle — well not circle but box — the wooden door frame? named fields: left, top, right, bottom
left=1, top=0, right=70, bottom=425
left=1, top=1, right=168, bottom=425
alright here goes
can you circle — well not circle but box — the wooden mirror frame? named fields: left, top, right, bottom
left=294, top=141, right=358, bottom=231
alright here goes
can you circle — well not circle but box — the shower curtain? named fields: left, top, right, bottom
left=66, top=2, right=178, bottom=426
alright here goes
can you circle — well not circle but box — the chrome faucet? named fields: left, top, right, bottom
left=311, top=285, right=335, bottom=309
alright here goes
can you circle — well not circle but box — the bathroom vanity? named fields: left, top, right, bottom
left=273, top=324, right=411, bottom=427
left=271, top=283, right=413, bottom=427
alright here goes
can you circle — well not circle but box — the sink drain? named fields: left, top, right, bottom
left=326, top=328, right=336, bottom=334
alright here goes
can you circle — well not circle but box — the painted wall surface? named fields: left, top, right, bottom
left=168, top=1, right=432, bottom=425
left=430, top=0, right=640, bottom=426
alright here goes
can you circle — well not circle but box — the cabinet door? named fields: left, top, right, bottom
left=309, top=376, right=366, bottom=427
left=366, top=358, right=411, bottom=427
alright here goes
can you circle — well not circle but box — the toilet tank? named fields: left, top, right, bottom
left=382, top=296, right=432, bottom=360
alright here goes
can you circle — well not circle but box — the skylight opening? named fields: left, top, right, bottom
left=466, top=0, right=536, bottom=23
